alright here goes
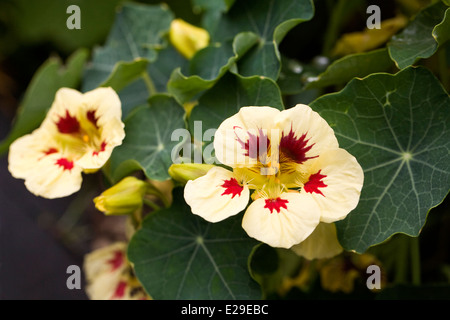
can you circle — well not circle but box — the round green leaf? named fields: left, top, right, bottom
left=128, top=189, right=261, bottom=300
left=310, top=67, right=450, bottom=253
left=109, top=94, right=185, bottom=182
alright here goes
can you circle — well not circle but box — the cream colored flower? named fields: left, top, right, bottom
left=169, top=18, right=209, bottom=59
left=8, top=87, right=125, bottom=199
left=83, top=242, right=150, bottom=300
left=184, top=104, right=364, bottom=250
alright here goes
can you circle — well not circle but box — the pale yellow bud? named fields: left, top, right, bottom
left=168, top=163, right=215, bottom=184
left=169, top=19, right=209, bottom=59
left=94, top=176, right=147, bottom=215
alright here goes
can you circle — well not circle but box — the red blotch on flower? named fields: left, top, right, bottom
left=43, top=148, right=58, bottom=156
left=220, top=178, right=243, bottom=199
left=56, top=110, right=80, bottom=134
left=55, top=158, right=74, bottom=171
left=92, top=141, right=107, bottom=156
left=234, top=127, right=270, bottom=160
left=107, top=250, right=124, bottom=272
left=112, top=281, right=127, bottom=299
left=86, top=110, right=99, bottom=128
left=304, top=170, right=327, bottom=196
left=264, top=197, right=289, bottom=214
left=280, top=127, right=318, bottom=164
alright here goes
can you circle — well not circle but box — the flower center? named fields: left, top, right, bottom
left=54, top=108, right=106, bottom=158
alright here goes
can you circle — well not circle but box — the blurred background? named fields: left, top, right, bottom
left=0, top=0, right=448, bottom=299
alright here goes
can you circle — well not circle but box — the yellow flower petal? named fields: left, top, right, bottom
left=214, top=106, right=281, bottom=168
left=291, top=222, right=343, bottom=260
left=184, top=166, right=249, bottom=222
left=301, top=148, right=364, bottom=223
left=242, top=192, right=321, bottom=248
left=169, top=19, right=209, bottom=59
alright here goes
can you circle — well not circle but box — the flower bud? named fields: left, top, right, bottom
left=169, top=19, right=209, bottom=59
left=94, top=176, right=147, bottom=215
left=168, top=163, right=215, bottom=184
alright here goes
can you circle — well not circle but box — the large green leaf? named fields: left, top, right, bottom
left=310, top=67, right=450, bottom=253
left=109, top=94, right=185, bottom=182
left=128, top=189, right=261, bottom=300
left=0, top=49, right=88, bottom=155
left=388, top=1, right=450, bottom=69
left=213, top=0, right=315, bottom=80
left=82, top=2, right=173, bottom=91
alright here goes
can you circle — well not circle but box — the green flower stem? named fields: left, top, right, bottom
left=142, top=71, right=157, bottom=96
left=438, top=46, right=449, bottom=91
left=145, top=183, right=171, bottom=208
left=143, top=197, right=162, bottom=211
left=410, top=236, right=421, bottom=286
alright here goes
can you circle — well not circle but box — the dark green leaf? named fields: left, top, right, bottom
left=213, top=0, right=315, bottom=80
left=167, top=32, right=259, bottom=104
left=109, top=94, right=185, bottom=182
left=83, top=2, right=173, bottom=91
left=310, top=67, right=450, bottom=253
left=128, top=188, right=261, bottom=300
left=306, top=48, right=395, bottom=89
left=388, top=1, right=450, bottom=69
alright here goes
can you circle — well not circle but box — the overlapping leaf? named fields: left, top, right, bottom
left=388, top=1, right=450, bottom=69
left=311, top=67, right=450, bottom=253
left=128, top=189, right=260, bottom=300
left=212, top=0, right=314, bottom=80
left=109, top=94, right=186, bottom=182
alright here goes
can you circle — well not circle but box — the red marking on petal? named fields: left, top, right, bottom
left=56, top=110, right=80, bottom=134
left=235, top=128, right=270, bottom=159
left=280, top=126, right=318, bottom=164
left=107, top=250, right=124, bottom=272
left=43, top=148, right=58, bottom=156
left=86, top=110, right=99, bottom=128
left=304, top=170, right=327, bottom=196
left=92, top=141, right=107, bottom=156
left=264, top=197, right=289, bottom=214
left=55, top=158, right=74, bottom=171
left=220, top=178, right=243, bottom=199
left=112, top=281, right=127, bottom=299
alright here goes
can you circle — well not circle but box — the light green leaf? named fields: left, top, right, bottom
left=109, top=94, right=185, bottom=182
left=213, top=0, right=315, bottom=80
left=0, top=49, right=89, bottom=155
left=306, top=48, right=395, bottom=89
left=167, top=32, right=259, bottom=104
left=310, top=67, right=450, bottom=253
left=99, top=58, right=149, bottom=92
left=388, top=1, right=450, bottom=69
left=128, top=188, right=261, bottom=300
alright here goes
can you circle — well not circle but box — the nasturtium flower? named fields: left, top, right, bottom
left=84, top=242, right=150, bottom=300
left=8, top=87, right=125, bottom=199
left=169, top=18, right=210, bottom=59
left=184, top=104, right=364, bottom=249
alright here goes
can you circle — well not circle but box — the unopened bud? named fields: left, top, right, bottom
left=94, top=176, right=147, bottom=215
left=169, top=18, right=209, bottom=59
left=168, top=163, right=215, bottom=184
